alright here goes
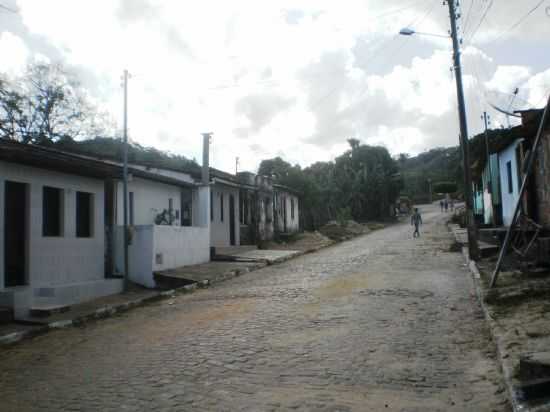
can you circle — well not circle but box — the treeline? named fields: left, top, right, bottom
left=259, top=139, right=402, bottom=229
left=0, top=62, right=199, bottom=173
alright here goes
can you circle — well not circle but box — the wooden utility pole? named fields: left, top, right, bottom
left=447, top=0, right=479, bottom=260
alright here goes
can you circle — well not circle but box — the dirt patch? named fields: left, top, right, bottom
left=319, top=220, right=371, bottom=241
left=264, top=231, right=333, bottom=252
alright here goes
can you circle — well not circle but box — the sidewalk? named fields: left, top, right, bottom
left=0, top=238, right=336, bottom=348
left=450, top=223, right=550, bottom=412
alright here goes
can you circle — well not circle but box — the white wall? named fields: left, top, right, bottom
left=210, top=183, right=240, bottom=247
left=153, top=226, right=210, bottom=270
left=285, top=194, right=300, bottom=232
left=499, top=140, right=521, bottom=226
left=114, top=224, right=210, bottom=288
left=116, top=177, right=182, bottom=226
left=0, top=161, right=105, bottom=289
left=114, top=225, right=155, bottom=288
left=274, top=191, right=300, bottom=233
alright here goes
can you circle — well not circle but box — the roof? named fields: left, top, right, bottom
left=273, top=183, right=302, bottom=196
left=0, top=139, right=196, bottom=188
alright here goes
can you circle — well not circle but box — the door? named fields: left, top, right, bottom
left=229, top=194, right=236, bottom=246
left=4, top=181, right=27, bottom=287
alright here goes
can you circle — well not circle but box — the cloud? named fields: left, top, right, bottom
left=3, top=0, right=549, bottom=174
left=233, top=93, right=296, bottom=138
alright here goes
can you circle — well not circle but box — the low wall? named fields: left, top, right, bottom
left=153, top=225, right=210, bottom=271
left=115, top=225, right=210, bottom=288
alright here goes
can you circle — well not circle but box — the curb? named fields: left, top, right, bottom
left=0, top=234, right=347, bottom=348
left=452, top=228, right=524, bottom=412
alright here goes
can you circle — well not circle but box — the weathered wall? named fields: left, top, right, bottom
left=274, top=191, right=300, bottom=234
left=534, top=130, right=550, bottom=228
left=210, top=183, right=240, bottom=248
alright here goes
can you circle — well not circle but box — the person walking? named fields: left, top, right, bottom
left=411, top=208, right=423, bottom=238
left=440, top=200, right=444, bottom=212
left=444, top=199, right=449, bottom=213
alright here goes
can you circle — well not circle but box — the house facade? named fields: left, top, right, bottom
left=0, top=141, right=124, bottom=318
left=0, top=139, right=302, bottom=319
left=273, top=184, right=300, bottom=234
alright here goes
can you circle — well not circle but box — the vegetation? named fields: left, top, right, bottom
left=259, top=139, right=402, bottom=229
left=0, top=63, right=112, bottom=143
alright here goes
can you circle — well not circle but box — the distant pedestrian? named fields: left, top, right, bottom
left=411, top=208, right=422, bottom=238
left=444, top=199, right=448, bottom=212
left=440, top=200, right=444, bottom=212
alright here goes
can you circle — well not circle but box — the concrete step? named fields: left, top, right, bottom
left=520, top=352, right=550, bottom=381
left=0, top=306, right=14, bottom=324
left=29, top=304, right=71, bottom=318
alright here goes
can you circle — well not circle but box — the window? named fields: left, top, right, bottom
left=506, top=161, right=513, bottom=194
left=76, top=191, right=93, bottom=238
left=220, top=193, right=224, bottom=222
left=291, top=198, right=295, bottom=220
left=129, top=192, right=134, bottom=225
left=43, top=186, right=63, bottom=237
left=210, top=190, right=213, bottom=221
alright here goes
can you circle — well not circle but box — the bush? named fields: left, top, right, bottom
left=336, top=207, right=352, bottom=227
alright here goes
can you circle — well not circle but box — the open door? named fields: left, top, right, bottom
left=4, top=181, right=27, bottom=287
left=229, top=194, right=236, bottom=246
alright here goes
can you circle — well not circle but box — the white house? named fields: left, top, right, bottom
left=273, top=184, right=300, bottom=234
left=0, top=141, right=124, bottom=318
left=112, top=169, right=210, bottom=288
left=209, top=168, right=240, bottom=248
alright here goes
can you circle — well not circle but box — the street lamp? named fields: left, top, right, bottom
left=399, top=0, right=479, bottom=260
left=399, top=27, right=449, bottom=38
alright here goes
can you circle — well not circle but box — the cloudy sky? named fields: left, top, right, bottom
left=1, top=0, right=549, bottom=173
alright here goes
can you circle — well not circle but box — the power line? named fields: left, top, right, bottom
left=461, top=0, right=475, bottom=38
left=307, top=0, right=440, bottom=112
left=465, top=0, right=494, bottom=45
left=491, top=0, right=547, bottom=43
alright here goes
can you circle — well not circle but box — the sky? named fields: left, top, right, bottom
left=1, top=0, right=549, bottom=173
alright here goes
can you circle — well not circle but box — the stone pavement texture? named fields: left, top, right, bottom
left=0, top=204, right=509, bottom=411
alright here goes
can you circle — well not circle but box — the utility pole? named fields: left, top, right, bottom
left=235, top=157, right=239, bottom=175
left=122, top=69, right=130, bottom=290
left=447, top=0, right=479, bottom=260
left=427, top=178, right=432, bottom=204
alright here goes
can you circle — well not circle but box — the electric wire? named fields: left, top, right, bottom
left=491, top=0, right=547, bottom=43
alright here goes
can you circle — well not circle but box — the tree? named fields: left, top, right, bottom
left=0, top=62, right=113, bottom=143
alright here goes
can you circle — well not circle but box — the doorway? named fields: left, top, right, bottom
left=4, top=181, right=27, bottom=287
left=229, top=194, right=236, bottom=246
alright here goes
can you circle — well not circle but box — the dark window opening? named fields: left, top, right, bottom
left=506, top=161, right=513, bottom=194
left=76, top=191, right=93, bottom=238
left=210, top=190, right=213, bottom=221
left=220, top=193, right=224, bottom=222
left=43, top=186, right=63, bottom=237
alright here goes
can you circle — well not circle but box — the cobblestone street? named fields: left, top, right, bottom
left=0, top=204, right=509, bottom=411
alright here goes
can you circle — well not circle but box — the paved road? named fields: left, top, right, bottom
left=0, top=204, right=509, bottom=411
